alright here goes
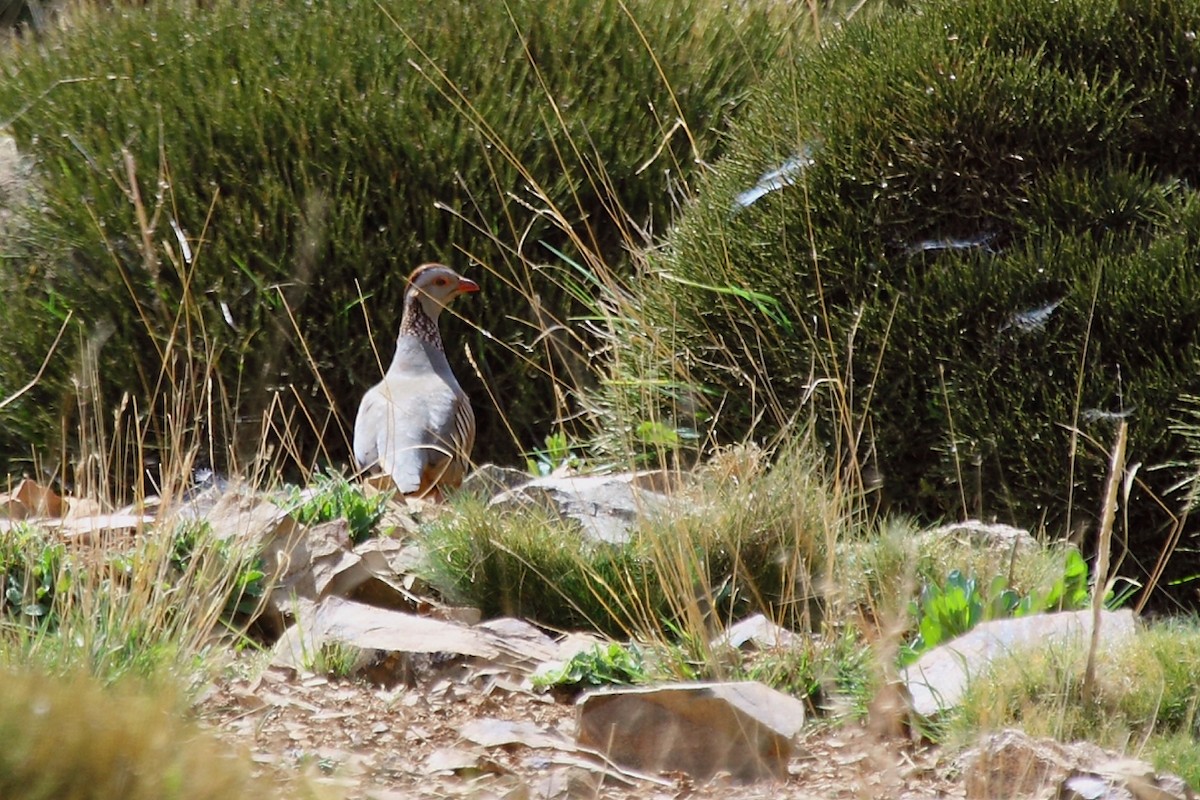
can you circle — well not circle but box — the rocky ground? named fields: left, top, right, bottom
left=201, top=660, right=963, bottom=800
left=3, top=474, right=1193, bottom=800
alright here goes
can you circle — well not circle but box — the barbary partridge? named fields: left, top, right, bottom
left=353, top=263, right=479, bottom=500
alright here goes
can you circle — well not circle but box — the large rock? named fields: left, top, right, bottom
left=961, top=729, right=1193, bottom=800
left=902, top=609, right=1137, bottom=717
left=920, top=520, right=1040, bottom=555
left=575, top=682, right=806, bottom=782
left=199, top=489, right=419, bottom=636
left=489, top=472, right=672, bottom=545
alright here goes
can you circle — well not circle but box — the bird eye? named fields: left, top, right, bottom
left=434, top=277, right=448, bottom=286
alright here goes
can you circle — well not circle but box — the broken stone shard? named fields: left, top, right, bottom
left=272, top=596, right=559, bottom=679
left=710, top=613, right=801, bottom=651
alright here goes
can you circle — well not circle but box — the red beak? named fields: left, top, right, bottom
left=457, top=277, right=480, bottom=294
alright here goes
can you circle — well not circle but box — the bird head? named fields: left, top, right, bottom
left=405, top=263, right=480, bottom=319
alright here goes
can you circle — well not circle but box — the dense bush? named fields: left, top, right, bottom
left=613, top=0, right=1200, bottom=604
left=0, top=0, right=796, bottom=480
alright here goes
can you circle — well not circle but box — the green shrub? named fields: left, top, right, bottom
left=0, top=0, right=796, bottom=480
left=609, top=0, right=1200, bottom=605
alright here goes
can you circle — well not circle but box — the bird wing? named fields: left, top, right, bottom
left=448, top=391, right=475, bottom=463
left=353, top=375, right=464, bottom=495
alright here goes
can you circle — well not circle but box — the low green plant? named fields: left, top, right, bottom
left=524, top=432, right=583, bottom=477
left=0, top=523, right=67, bottom=624
left=307, top=640, right=360, bottom=680
left=531, top=642, right=647, bottom=690
left=169, top=521, right=266, bottom=622
left=0, top=516, right=268, bottom=684
left=423, top=495, right=656, bottom=636
left=902, top=550, right=1090, bottom=664
left=284, top=469, right=388, bottom=544
left=739, top=629, right=873, bottom=714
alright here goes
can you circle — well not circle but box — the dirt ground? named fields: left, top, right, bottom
left=202, top=660, right=966, bottom=800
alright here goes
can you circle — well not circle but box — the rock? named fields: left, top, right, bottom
left=489, top=472, right=671, bottom=545
left=961, top=731, right=1193, bottom=800
left=272, top=596, right=559, bottom=679
left=1062, top=759, right=1196, bottom=800
left=902, top=609, right=1137, bottom=717
left=962, top=730, right=1105, bottom=800
left=202, top=486, right=300, bottom=545
left=575, top=681, right=806, bottom=782
left=475, top=618, right=559, bottom=658
left=1060, top=772, right=1136, bottom=800
left=921, top=519, right=1039, bottom=554
left=711, top=613, right=802, bottom=650
left=198, top=488, right=420, bottom=635
left=0, top=478, right=63, bottom=519
left=459, top=718, right=575, bottom=751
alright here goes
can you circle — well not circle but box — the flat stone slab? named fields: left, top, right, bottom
left=272, top=596, right=558, bottom=673
left=902, top=609, right=1137, bottom=718
left=575, top=681, right=806, bottom=782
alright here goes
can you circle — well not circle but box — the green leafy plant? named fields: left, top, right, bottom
left=0, top=523, right=68, bottom=624
left=284, top=470, right=389, bottom=544
left=525, top=432, right=584, bottom=476
left=902, top=550, right=1092, bottom=664
left=169, top=521, right=267, bottom=622
left=531, top=642, right=647, bottom=690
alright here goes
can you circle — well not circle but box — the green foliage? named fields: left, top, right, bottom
left=611, top=0, right=1200, bottom=606
left=0, top=0, right=796, bottom=476
left=169, top=521, right=266, bottom=620
left=306, top=640, right=360, bottom=680
left=284, top=469, right=388, bottom=544
left=902, top=550, right=1090, bottom=664
left=0, top=523, right=67, bottom=624
left=0, top=519, right=264, bottom=682
left=422, top=497, right=659, bottom=636
left=531, top=642, right=647, bottom=690
left=740, top=630, right=873, bottom=712
left=525, top=432, right=583, bottom=477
